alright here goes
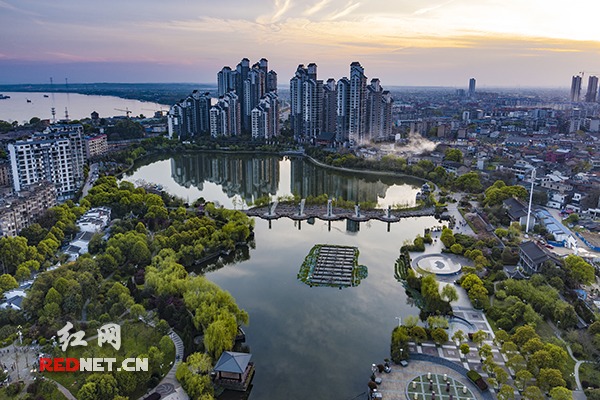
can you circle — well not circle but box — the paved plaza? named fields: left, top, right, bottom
left=413, top=254, right=462, bottom=276
left=372, top=360, right=482, bottom=400
left=407, top=373, right=475, bottom=400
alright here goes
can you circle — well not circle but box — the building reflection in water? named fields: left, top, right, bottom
left=169, top=153, right=418, bottom=207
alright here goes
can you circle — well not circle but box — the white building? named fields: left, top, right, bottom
left=8, top=130, right=86, bottom=200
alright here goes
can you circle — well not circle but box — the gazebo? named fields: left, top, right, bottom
left=213, top=351, right=255, bottom=391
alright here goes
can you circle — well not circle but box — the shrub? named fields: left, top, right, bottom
left=467, top=370, right=489, bottom=391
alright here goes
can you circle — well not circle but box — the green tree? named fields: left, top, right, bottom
left=14, top=265, right=30, bottom=282
left=537, top=368, right=566, bottom=393
left=498, top=384, right=515, bottom=400
left=441, top=285, right=458, bottom=303
left=515, top=369, right=534, bottom=390
left=452, top=329, right=465, bottom=344
left=460, top=343, right=470, bottom=359
left=431, top=327, right=449, bottom=345
left=129, top=304, right=146, bottom=320
left=523, top=386, right=544, bottom=400
left=445, top=148, right=463, bottom=163
left=549, top=386, right=572, bottom=400
left=472, top=330, right=487, bottom=348
left=512, top=325, right=539, bottom=347
left=453, top=172, right=482, bottom=193
left=0, top=274, right=18, bottom=296
left=450, top=243, right=463, bottom=254
left=563, top=254, right=595, bottom=286
left=440, top=228, right=455, bottom=248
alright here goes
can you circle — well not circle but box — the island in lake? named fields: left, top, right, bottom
left=298, top=244, right=368, bottom=288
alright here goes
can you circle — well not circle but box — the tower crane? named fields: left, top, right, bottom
left=114, top=107, right=132, bottom=118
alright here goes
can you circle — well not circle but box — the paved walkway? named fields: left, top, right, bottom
left=142, top=329, right=188, bottom=400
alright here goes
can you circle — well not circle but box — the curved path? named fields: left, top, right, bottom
left=548, top=320, right=590, bottom=395
left=53, top=380, right=77, bottom=400
left=141, top=329, right=186, bottom=400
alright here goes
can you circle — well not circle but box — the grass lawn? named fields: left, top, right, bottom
left=43, top=321, right=174, bottom=398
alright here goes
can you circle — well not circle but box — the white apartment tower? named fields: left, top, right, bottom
left=8, top=130, right=86, bottom=200
left=349, top=62, right=367, bottom=144
left=251, top=92, right=279, bottom=140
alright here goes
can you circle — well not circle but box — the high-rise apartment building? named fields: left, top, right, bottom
left=336, top=78, right=350, bottom=142
left=168, top=90, right=211, bottom=139
left=8, top=130, right=86, bottom=200
left=217, top=66, right=235, bottom=97
left=349, top=62, right=367, bottom=144
left=570, top=75, right=582, bottom=102
left=585, top=75, right=598, bottom=103
left=366, top=78, right=382, bottom=141
left=322, top=78, right=337, bottom=134
left=468, top=78, right=476, bottom=98
left=287, top=61, right=393, bottom=145
left=171, top=57, right=277, bottom=139
left=290, top=63, right=323, bottom=141
left=252, top=92, right=279, bottom=140
left=210, top=91, right=241, bottom=138
left=267, top=71, right=278, bottom=92
left=365, top=78, right=394, bottom=141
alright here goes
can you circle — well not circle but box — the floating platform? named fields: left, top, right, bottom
left=298, top=244, right=368, bottom=288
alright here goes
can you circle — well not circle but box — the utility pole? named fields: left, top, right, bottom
left=526, top=168, right=536, bottom=233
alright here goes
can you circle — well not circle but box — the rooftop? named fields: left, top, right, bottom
left=214, top=351, right=252, bottom=374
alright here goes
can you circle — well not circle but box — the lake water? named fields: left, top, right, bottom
left=0, top=92, right=169, bottom=123
left=125, top=153, right=438, bottom=399
left=125, top=152, right=425, bottom=209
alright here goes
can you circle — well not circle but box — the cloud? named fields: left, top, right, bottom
left=328, top=1, right=360, bottom=20
left=270, top=0, right=293, bottom=23
left=413, top=0, right=455, bottom=15
left=304, top=0, right=330, bottom=16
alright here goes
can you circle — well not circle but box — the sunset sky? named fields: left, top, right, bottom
left=1, top=0, right=599, bottom=86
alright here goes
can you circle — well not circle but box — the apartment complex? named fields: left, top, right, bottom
left=169, top=58, right=278, bottom=139
left=290, top=61, right=393, bottom=145
left=8, top=130, right=86, bottom=200
left=0, top=181, right=57, bottom=237
left=85, top=133, right=108, bottom=158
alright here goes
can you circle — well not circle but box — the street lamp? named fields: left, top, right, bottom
left=395, top=316, right=402, bottom=327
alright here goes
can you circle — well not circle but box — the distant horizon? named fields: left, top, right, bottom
left=0, top=81, right=573, bottom=91
left=2, top=0, right=599, bottom=87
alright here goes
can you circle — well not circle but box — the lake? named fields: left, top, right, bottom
left=0, top=92, right=169, bottom=123
left=125, top=153, right=438, bottom=399
left=125, top=152, right=426, bottom=209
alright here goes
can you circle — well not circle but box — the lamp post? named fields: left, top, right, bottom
left=526, top=168, right=536, bottom=233
left=395, top=316, right=402, bottom=327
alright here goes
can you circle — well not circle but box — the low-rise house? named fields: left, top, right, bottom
left=503, top=197, right=536, bottom=227
left=536, top=209, right=577, bottom=248
left=519, top=241, right=549, bottom=274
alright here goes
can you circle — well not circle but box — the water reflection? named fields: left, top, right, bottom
left=159, top=152, right=423, bottom=207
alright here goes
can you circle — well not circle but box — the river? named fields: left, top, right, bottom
left=125, top=152, right=438, bottom=399
left=0, top=91, right=168, bottom=123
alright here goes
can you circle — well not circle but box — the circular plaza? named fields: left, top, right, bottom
left=406, top=373, right=475, bottom=400
left=413, top=254, right=462, bottom=276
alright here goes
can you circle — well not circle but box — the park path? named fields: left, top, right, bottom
left=547, top=320, right=589, bottom=397
left=140, top=327, right=188, bottom=400
left=52, top=380, right=77, bottom=400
